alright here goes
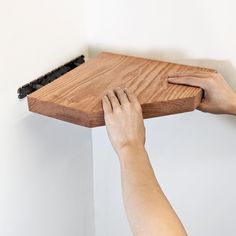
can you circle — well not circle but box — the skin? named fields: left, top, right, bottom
left=167, top=71, right=236, bottom=115
left=102, top=88, right=187, bottom=236
left=102, top=74, right=236, bottom=236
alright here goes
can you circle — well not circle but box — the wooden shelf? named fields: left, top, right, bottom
left=27, top=52, right=215, bottom=127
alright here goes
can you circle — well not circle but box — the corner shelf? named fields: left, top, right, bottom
left=27, top=52, right=216, bottom=127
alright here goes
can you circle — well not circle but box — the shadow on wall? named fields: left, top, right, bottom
left=88, top=46, right=236, bottom=126
left=16, top=113, right=92, bottom=162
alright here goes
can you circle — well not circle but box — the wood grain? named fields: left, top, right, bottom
left=27, top=52, right=216, bottom=127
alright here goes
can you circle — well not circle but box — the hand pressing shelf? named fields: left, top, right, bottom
left=27, top=52, right=216, bottom=127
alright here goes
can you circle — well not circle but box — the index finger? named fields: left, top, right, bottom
left=167, top=76, right=208, bottom=90
left=124, top=88, right=139, bottom=104
left=166, top=71, right=216, bottom=78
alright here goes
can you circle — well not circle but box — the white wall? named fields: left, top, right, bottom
left=2, top=0, right=236, bottom=235
left=0, top=1, right=94, bottom=236
left=86, top=0, right=236, bottom=235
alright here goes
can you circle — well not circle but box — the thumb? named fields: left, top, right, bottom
left=198, top=101, right=210, bottom=112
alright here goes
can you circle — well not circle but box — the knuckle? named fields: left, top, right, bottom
left=136, top=104, right=142, bottom=111
left=114, top=107, right=122, bottom=113
left=124, top=103, right=135, bottom=111
left=133, top=101, right=141, bottom=107
left=123, top=102, right=131, bottom=108
left=116, top=87, right=123, bottom=93
left=136, top=106, right=142, bottom=113
left=107, top=91, right=113, bottom=95
left=105, top=112, right=112, bottom=118
left=104, top=114, right=112, bottom=123
left=207, top=77, right=215, bottom=83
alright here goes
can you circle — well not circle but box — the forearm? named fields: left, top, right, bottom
left=118, top=146, right=187, bottom=236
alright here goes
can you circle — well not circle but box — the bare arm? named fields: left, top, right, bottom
left=167, top=71, right=236, bottom=115
left=102, top=87, right=187, bottom=236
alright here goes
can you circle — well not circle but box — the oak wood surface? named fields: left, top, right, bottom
left=27, top=52, right=216, bottom=127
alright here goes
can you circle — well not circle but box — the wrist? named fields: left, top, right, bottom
left=117, top=144, right=147, bottom=163
left=232, top=98, right=236, bottom=115
left=229, top=93, right=236, bottom=115
left=117, top=142, right=145, bottom=155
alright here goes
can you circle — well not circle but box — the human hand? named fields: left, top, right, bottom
left=102, top=87, right=146, bottom=157
left=167, top=71, right=236, bottom=115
